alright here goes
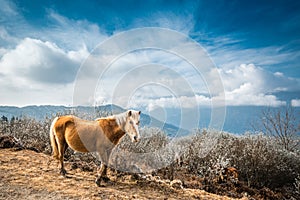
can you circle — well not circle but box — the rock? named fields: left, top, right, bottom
left=0, top=135, right=22, bottom=149
left=170, top=179, right=183, bottom=189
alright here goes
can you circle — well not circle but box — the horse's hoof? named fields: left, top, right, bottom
left=95, top=177, right=113, bottom=187
left=60, top=169, right=67, bottom=176
left=95, top=178, right=106, bottom=187
left=102, top=176, right=111, bottom=183
left=95, top=178, right=101, bottom=186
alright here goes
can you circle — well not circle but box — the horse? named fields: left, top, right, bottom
left=49, top=110, right=141, bottom=186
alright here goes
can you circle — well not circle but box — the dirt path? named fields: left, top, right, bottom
left=0, top=149, right=243, bottom=200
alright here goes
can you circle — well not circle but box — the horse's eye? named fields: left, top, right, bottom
left=129, top=121, right=133, bottom=124
left=136, top=121, right=140, bottom=125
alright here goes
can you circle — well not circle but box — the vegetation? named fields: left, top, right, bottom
left=0, top=110, right=299, bottom=199
left=253, top=106, right=300, bottom=151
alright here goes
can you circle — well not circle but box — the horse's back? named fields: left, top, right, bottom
left=55, top=115, right=75, bottom=127
left=55, top=115, right=94, bottom=130
left=53, top=115, right=118, bottom=153
left=54, top=115, right=92, bottom=152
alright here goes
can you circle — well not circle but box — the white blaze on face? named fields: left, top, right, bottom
left=125, top=110, right=141, bottom=142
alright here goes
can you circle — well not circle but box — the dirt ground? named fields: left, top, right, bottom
left=0, top=148, right=246, bottom=200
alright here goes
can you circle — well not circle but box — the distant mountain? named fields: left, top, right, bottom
left=0, top=105, right=188, bottom=137
left=0, top=105, right=66, bottom=120
left=139, top=106, right=300, bottom=134
left=1, top=105, right=298, bottom=135
left=197, top=106, right=300, bottom=134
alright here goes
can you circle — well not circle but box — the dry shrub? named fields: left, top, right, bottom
left=176, top=130, right=300, bottom=199
left=1, top=115, right=300, bottom=199
left=0, top=117, right=51, bottom=153
left=228, top=134, right=300, bottom=189
left=295, top=175, right=300, bottom=195
left=110, top=127, right=171, bottom=173
left=179, top=130, right=300, bottom=189
left=0, top=135, right=22, bottom=149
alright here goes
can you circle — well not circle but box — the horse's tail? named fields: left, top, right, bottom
left=49, top=117, right=59, bottom=160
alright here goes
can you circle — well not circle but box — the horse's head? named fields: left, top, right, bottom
left=124, top=110, right=141, bottom=142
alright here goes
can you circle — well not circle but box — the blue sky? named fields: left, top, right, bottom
left=0, top=0, right=300, bottom=111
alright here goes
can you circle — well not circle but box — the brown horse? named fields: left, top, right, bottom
left=49, top=110, right=141, bottom=186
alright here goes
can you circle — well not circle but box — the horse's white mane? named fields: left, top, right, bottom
left=95, top=110, right=139, bottom=131
left=95, top=111, right=128, bottom=127
left=112, top=112, right=127, bottom=127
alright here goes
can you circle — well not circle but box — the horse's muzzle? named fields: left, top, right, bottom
left=133, top=136, right=139, bottom=142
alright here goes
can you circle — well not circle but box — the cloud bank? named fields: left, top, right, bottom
left=0, top=0, right=299, bottom=108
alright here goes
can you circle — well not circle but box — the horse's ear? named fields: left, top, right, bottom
left=128, top=110, right=132, bottom=117
left=138, top=111, right=141, bottom=115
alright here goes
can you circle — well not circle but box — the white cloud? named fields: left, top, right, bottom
left=88, top=42, right=299, bottom=109
left=43, top=10, right=108, bottom=50
left=0, top=2, right=107, bottom=107
left=0, top=81, right=74, bottom=106
left=0, top=4, right=110, bottom=106
left=186, top=64, right=293, bottom=107
left=144, top=64, right=300, bottom=108
left=291, top=99, right=300, bottom=107
left=219, top=63, right=298, bottom=106
left=133, top=95, right=212, bottom=111
left=0, top=1, right=24, bottom=51
left=0, top=4, right=108, bottom=51
left=225, top=86, right=286, bottom=106
left=1, top=34, right=298, bottom=108
left=0, top=27, right=19, bottom=49
left=132, top=12, right=194, bottom=35
left=0, top=37, right=88, bottom=84
left=0, top=37, right=89, bottom=106
left=108, top=63, right=297, bottom=110
left=0, top=0, right=18, bottom=17
left=204, top=35, right=298, bottom=73
left=0, top=2, right=298, bottom=108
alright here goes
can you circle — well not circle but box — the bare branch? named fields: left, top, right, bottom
left=256, top=106, right=299, bottom=151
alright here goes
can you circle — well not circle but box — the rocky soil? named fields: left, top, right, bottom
left=0, top=148, right=244, bottom=200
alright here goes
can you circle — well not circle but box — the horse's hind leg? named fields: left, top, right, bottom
left=58, top=141, right=68, bottom=176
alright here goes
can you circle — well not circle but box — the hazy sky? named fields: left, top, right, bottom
left=0, top=0, right=299, bottom=109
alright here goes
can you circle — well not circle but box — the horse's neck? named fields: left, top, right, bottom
left=109, top=127, right=126, bottom=145
left=98, top=115, right=126, bottom=145
left=113, top=112, right=127, bottom=131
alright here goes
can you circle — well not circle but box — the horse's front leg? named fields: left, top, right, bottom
left=95, top=149, right=112, bottom=186
left=95, top=163, right=110, bottom=186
